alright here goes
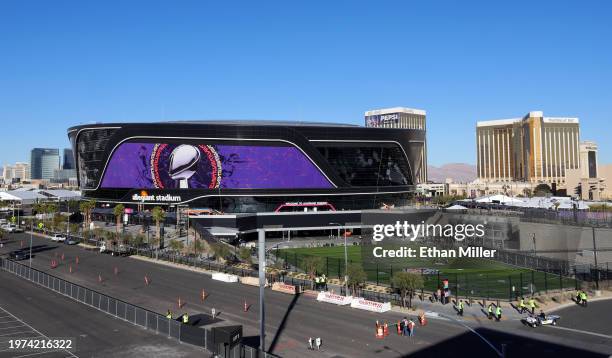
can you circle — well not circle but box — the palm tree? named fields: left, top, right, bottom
left=113, top=204, right=125, bottom=239
left=151, top=206, right=166, bottom=249
left=79, top=200, right=96, bottom=233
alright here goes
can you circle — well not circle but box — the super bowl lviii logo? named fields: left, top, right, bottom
left=150, top=144, right=222, bottom=189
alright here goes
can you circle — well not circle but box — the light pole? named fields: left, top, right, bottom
left=330, top=222, right=349, bottom=296
left=257, top=229, right=266, bottom=353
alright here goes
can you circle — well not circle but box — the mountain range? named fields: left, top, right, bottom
left=427, top=163, right=477, bottom=183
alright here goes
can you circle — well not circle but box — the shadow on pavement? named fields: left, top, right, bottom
left=268, top=293, right=300, bottom=353
left=407, top=326, right=610, bottom=358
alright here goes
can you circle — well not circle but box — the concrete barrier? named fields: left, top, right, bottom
left=350, top=297, right=391, bottom=313
left=211, top=272, right=239, bottom=283
left=240, top=276, right=268, bottom=287
left=316, top=291, right=353, bottom=305
left=271, top=282, right=300, bottom=295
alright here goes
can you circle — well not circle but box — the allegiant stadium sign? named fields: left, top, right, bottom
left=131, top=191, right=182, bottom=203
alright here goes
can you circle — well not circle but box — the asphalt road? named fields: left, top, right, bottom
left=2, top=232, right=611, bottom=358
left=0, top=269, right=206, bottom=358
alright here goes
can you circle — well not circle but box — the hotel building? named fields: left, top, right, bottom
left=476, top=111, right=580, bottom=186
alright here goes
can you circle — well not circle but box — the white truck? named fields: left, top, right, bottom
left=99, top=242, right=130, bottom=256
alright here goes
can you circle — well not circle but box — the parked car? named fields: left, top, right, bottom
left=65, top=237, right=80, bottom=245
left=51, top=234, right=66, bottom=242
left=9, top=250, right=31, bottom=261
left=4, top=225, right=23, bottom=233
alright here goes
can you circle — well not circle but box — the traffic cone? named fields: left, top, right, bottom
left=61, top=253, right=65, bottom=261
left=144, top=275, right=150, bottom=286
left=376, top=325, right=384, bottom=339
left=98, top=274, right=103, bottom=283
left=69, top=265, right=73, bottom=274
left=75, top=256, right=79, bottom=265
left=178, top=297, right=184, bottom=308
left=201, top=289, right=207, bottom=302
left=244, top=300, right=249, bottom=312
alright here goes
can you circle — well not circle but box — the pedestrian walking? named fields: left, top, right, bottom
left=315, top=337, right=322, bottom=350
left=518, top=297, right=526, bottom=314
left=308, top=337, right=313, bottom=350
left=487, top=303, right=493, bottom=319
left=580, top=291, right=588, bottom=307
left=457, top=300, right=464, bottom=316
left=402, top=317, right=409, bottom=336
left=407, top=319, right=415, bottom=337
left=529, top=297, right=537, bottom=314
left=495, top=305, right=502, bottom=321
left=436, top=288, right=441, bottom=302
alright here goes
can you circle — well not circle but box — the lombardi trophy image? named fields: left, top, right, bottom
left=168, top=144, right=201, bottom=188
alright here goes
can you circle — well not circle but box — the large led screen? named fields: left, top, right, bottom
left=100, top=142, right=333, bottom=189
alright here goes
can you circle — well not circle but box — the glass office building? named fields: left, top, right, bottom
left=30, top=148, right=60, bottom=180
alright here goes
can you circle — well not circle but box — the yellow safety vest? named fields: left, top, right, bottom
left=166, top=313, right=172, bottom=319
left=183, top=315, right=189, bottom=323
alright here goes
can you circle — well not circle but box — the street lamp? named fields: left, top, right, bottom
left=329, top=222, right=349, bottom=296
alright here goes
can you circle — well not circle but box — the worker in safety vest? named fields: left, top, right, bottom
left=166, top=310, right=173, bottom=319
left=576, top=290, right=583, bottom=304
left=487, top=303, right=494, bottom=319
left=182, top=313, right=189, bottom=324
left=580, top=291, right=588, bottom=307
left=518, top=297, right=526, bottom=313
left=457, top=300, right=464, bottom=316
left=495, top=306, right=502, bottom=321
left=529, top=297, right=537, bottom=314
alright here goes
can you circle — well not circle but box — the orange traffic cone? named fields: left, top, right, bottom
left=244, top=300, right=249, bottom=312
left=383, top=322, right=389, bottom=336
left=75, top=256, right=79, bottom=265
left=144, top=275, right=150, bottom=286
left=376, top=325, right=384, bottom=339
left=201, top=289, right=207, bottom=301
left=98, top=274, right=103, bottom=283
left=69, top=265, right=73, bottom=274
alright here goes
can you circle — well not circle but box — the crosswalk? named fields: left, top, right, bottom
left=0, top=305, right=78, bottom=358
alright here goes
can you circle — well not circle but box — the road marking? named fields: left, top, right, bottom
left=0, top=305, right=78, bottom=358
left=545, top=325, right=612, bottom=339
left=0, top=331, right=38, bottom=337
left=0, top=324, right=26, bottom=330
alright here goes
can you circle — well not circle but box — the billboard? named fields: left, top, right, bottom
left=100, top=142, right=333, bottom=189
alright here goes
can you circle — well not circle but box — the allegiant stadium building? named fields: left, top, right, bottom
left=68, top=121, right=425, bottom=213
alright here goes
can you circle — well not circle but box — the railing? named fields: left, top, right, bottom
left=0, top=257, right=276, bottom=358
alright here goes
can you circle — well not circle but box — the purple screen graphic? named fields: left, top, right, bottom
left=100, top=142, right=333, bottom=189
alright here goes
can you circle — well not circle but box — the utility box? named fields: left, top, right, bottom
left=212, top=325, right=242, bottom=348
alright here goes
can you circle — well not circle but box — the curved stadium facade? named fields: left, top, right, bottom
left=68, top=121, right=425, bottom=213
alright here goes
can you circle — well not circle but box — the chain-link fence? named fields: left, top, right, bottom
left=0, top=258, right=275, bottom=358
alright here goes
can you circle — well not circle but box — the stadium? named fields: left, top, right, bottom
left=68, top=120, right=425, bottom=213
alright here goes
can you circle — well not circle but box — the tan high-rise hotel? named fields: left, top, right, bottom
left=477, top=111, right=580, bottom=185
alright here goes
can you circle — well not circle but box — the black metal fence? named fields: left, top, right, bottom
left=275, top=250, right=580, bottom=301
left=0, top=257, right=275, bottom=358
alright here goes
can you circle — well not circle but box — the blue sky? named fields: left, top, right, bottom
left=1, top=0, right=611, bottom=167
